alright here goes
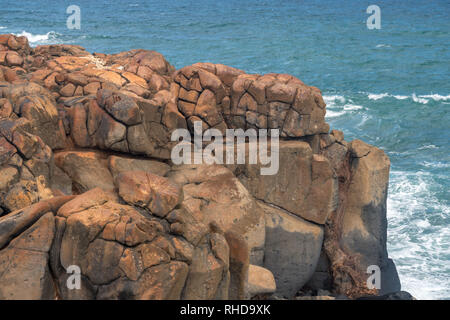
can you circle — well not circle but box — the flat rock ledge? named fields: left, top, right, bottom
left=0, top=34, right=404, bottom=300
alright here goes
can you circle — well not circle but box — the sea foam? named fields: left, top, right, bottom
left=13, top=31, right=61, bottom=45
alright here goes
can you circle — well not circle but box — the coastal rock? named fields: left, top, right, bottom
left=54, top=150, right=115, bottom=193
left=174, top=65, right=329, bottom=137
left=0, top=82, right=66, bottom=149
left=0, top=33, right=403, bottom=300
left=260, top=201, right=324, bottom=298
left=108, top=155, right=170, bottom=178
left=247, top=264, right=276, bottom=298
left=232, top=140, right=336, bottom=225
left=168, top=164, right=266, bottom=265
left=0, top=118, right=59, bottom=213
left=115, top=171, right=182, bottom=217
left=321, top=137, right=401, bottom=298
left=0, top=212, right=56, bottom=299
left=341, top=140, right=390, bottom=269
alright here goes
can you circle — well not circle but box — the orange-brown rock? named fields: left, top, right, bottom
left=0, top=34, right=400, bottom=300
left=116, top=171, right=182, bottom=217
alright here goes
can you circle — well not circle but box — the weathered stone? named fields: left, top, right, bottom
left=247, top=264, right=276, bottom=298
left=68, top=103, right=91, bottom=147
left=0, top=166, right=19, bottom=191
left=195, top=89, right=222, bottom=127
left=341, top=140, right=391, bottom=269
left=67, top=73, right=88, bottom=86
left=57, top=187, right=116, bottom=218
left=116, top=171, right=182, bottom=217
left=261, top=201, right=324, bottom=298
left=0, top=212, right=55, bottom=299
left=83, top=82, right=101, bottom=95
left=182, top=241, right=226, bottom=299
left=234, top=140, right=335, bottom=224
left=0, top=196, right=74, bottom=249
left=169, top=164, right=265, bottom=264
left=54, top=150, right=115, bottom=193
left=108, top=155, right=170, bottom=178
left=60, top=83, right=76, bottom=97
left=266, top=82, right=296, bottom=103
left=5, top=52, right=23, bottom=67
left=103, top=95, right=142, bottom=126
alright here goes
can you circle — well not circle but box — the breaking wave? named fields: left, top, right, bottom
left=387, top=171, right=450, bottom=300
left=367, top=92, right=449, bottom=104
left=13, top=31, right=62, bottom=45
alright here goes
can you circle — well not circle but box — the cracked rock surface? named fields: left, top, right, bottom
left=0, top=34, right=400, bottom=299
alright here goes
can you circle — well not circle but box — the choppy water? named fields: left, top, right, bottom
left=1, top=0, right=449, bottom=299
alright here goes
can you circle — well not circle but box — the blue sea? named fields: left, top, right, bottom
left=1, top=0, right=449, bottom=299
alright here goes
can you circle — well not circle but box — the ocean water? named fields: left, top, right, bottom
left=1, top=0, right=449, bottom=299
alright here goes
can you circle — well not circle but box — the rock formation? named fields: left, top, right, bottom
left=0, top=34, right=401, bottom=300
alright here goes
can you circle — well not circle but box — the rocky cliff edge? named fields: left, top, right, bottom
left=0, top=34, right=402, bottom=300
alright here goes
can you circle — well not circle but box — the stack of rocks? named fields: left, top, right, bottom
left=0, top=34, right=402, bottom=300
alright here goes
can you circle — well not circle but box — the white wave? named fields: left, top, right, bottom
left=387, top=171, right=450, bottom=299
left=421, top=161, right=450, bottom=169
left=412, top=93, right=429, bottom=104
left=376, top=44, right=391, bottom=48
left=418, top=94, right=450, bottom=101
left=323, top=95, right=346, bottom=106
left=325, top=110, right=346, bottom=118
left=323, top=95, right=364, bottom=118
left=0, top=26, right=6, bottom=30
left=392, top=95, right=409, bottom=100
left=13, top=31, right=61, bottom=45
left=368, top=93, right=389, bottom=100
left=418, top=144, right=438, bottom=150
left=343, top=104, right=363, bottom=111
left=366, top=92, right=449, bottom=103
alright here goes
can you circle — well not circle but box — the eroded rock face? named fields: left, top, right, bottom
left=174, top=64, right=329, bottom=137
left=0, top=82, right=66, bottom=149
left=247, top=264, right=276, bottom=298
left=320, top=134, right=396, bottom=298
left=0, top=118, right=64, bottom=214
left=168, top=164, right=266, bottom=266
left=260, top=201, right=324, bottom=298
left=0, top=34, right=401, bottom=300
left=232, top=140, right=337, bottom=225
left=0, top=178, right=229, bottom=300
left=0, top=212, right=56, bottom=299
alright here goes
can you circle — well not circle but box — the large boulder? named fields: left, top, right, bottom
left=341, top=139, right=390, bottom=269
left=108, top=155, right=170, bottom=178
left=0, top=212, right=56, bottom=299
left=60, top=89, right=185, bottom=160
left=321, top=137, right=400, bottom=297
left=168, top=164, right=266, bottom=265
left=232, top=140, right=337, bottom=225
left=0, top=118, right=61, bottom=213
left=0, top=196, right=74, bottom=299
left=54, top=150, right=115, bottom=193
left=247, top=264, right=276, bottom=298
left=0, top=173, right=230, bottom=300
left=174, top=65, right=329, bottom=137
left=0, top=82, right=66, bottom=149
left=260, top=201, right=324, bottom=298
